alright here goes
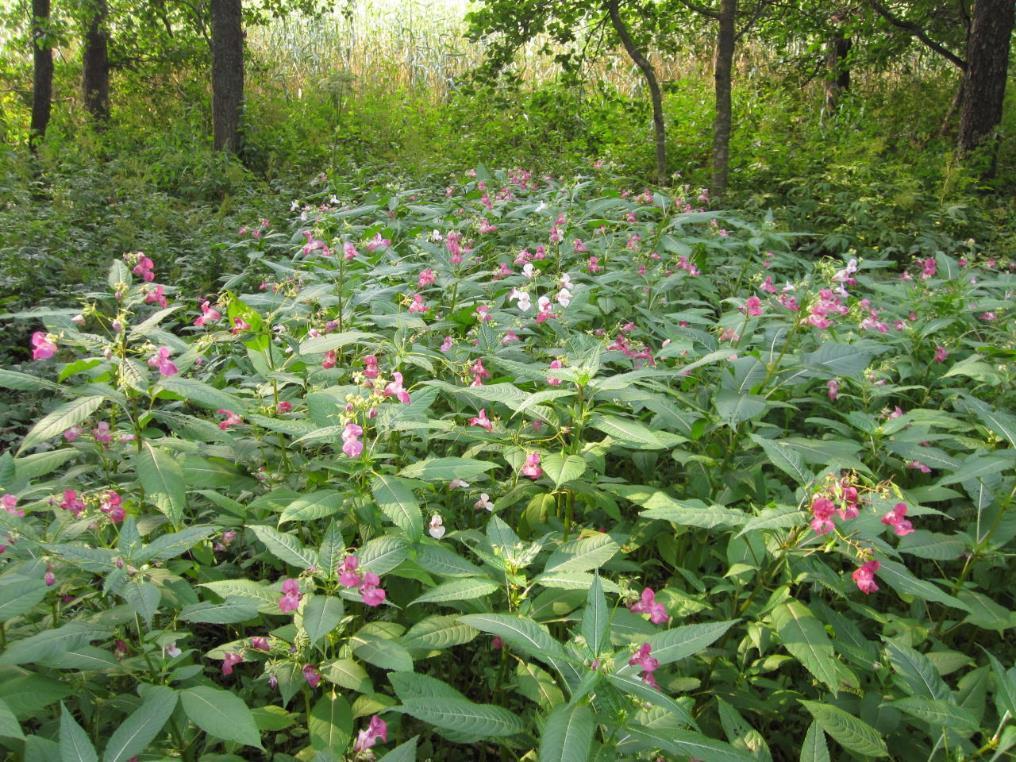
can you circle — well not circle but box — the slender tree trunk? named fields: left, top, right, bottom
left=606, top=0, right=667, bottom=185
left=711, top=0, right=736, bottom=198
left=211, top=0, right=244, bottom=153
left=957, top=0, right=1014, bottom=169
left=824, top=16, right=851, bottom=112
left=937, top=79, right=964, bottom=138
left=30, top=0, right=53, bottom=150
left=82, top=0, right=110, bottom=122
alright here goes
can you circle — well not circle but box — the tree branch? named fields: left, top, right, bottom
left=674, top=0, right=721, bottom=20
left=867, top=0, right=966, bottom=69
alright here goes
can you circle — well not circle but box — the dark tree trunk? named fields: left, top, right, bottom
left=711, top=0, right=736, bottom=197
left=30, top=0, right=54, bottom=150
left=607, top=0, right=667, bottom=185
left=824, top=20, right=851, bottom=112
left=957, top=0, right=1014, bottom=166
left=82, top=0, right=110, bottom=122
left=211, top=0, right=244, bottom=153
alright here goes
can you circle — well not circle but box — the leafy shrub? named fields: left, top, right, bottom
left=0, top=167, right=1013, bottom=760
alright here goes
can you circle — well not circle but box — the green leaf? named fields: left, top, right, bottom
left=541, top=453, right=587, bottom=487
left=372, top=475, right=424, bottom=540
left=588, top=414, right=670, bottom=449
left=638, top=498, right=747, bottom=529
left=799, top=700, right=888, bottom=758
left=351, top=632, right=414, bottom=672
left=892, top=697, right=978, bottom=733
left=308, top=693, right=352, bottom=752
left=302, top=595, right=345, bottom=646
left=803, top=344, right=873, bottom=377
left=620, top=726, right=753, bottom=762
left=645, top=620, right=738, bottom=667
left=897, top=531, right=968, bottom=561
left=19, top=395, right=105, bottom=454
left=581, top=576, right=609, bottom=657
left=749, top=434, right=814, bottom=485
left=959, top=394, right=1016, bottom=448
left=279, top=490, right=344, bottom=524
left=544, top=534, right=619, bottom=574
left=736, top=505, right=805, bottom=537
left=397, top=697, right=525, bottom=738
left=983, top=649, right=1016, bottom=717
left=800, top=721, right=830, bottom=762
left=180, top=597, right=261, bottom=624
left=539, top=703, right=594, bottom=762
left=772, top=601, right=852, bottom=693
left=411, top=578, right=501, bottom=605
left=378, top=737, right=419, bottom=762
left=137, top=525, right=215, bottom=562
left=884, top=640, right=951, bottom=701
left=318, top=520, right=345, bottom=579
left=390, top=671, right=469, bottom=702
left=358, top=535, right=410, bottom=575
left=0, top=368, right=63, bottom=392
left=399, top=457, right=497, bottom=482
left=122, top=580, right=160, bottom=625
left=102, top=685, right=178, bottom=762
left=401, top=615, right=479, bottom=651
left=0, top=698, right=24, bottom=740
left=0, top=575, right=48, bottom=622
left=136, top=444, right=186, bottom=526
left=180, top=686, right=262, bottom=749
left=0, top=623, right=111, bottom=666
left=714, top=391, right=768, bottom=427
left=248, top=525, right=317, bottom=569
left=457, top=614, right=569, bottom=674
left=416, top=544, right=484, bottom=577
left=299, top=330, right=377, bottom=355
left=156, top=377, right=244, bottom=412
left=876, top=559, right=970, bottom=612
left=60, top=704, right=98, bottom=762
left=322, top=659, right=373, bottom=694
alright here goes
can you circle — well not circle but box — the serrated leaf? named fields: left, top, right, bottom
left=399, top=457, right=497, bottom=482
left=19, top=395, right=105, bottom=454
left=541, top=453, right=587, bottom=487
left=371, top=475, right=424, bottom=540
left=136, top=444, right=186, bottom=526
left=378, top=737, right=419, bottom=762
left=249, top=525, right=317, bottom=569
left=402, top=615, right=479, bottom=651
left=736, top=505, right=805, bottom=537
left=892, top=697, right=978, bottom=733
left=544, top=534, right=619, bottom=574
left=581, top=576, right=609, bottom=657
left=749, top=434, right=813, bottom=485
left=458, top=614, right=569, bottom=675
left=800, top=721, right=829, bottom=762
left=61, top=704, right=98, bottom=762
left=0, top=623, right=111, bottom=666
left=773, top=602, right=851, bottom=693
left=302, top=595, right=344, bottom=646
left=180, top=597, right=261, bottom=625
left=0, top=698, right=23, bottom=740
left=539, top=703, right=594, bottom=762
left=308, top=693, right=352, bottom=752
left=411, top=578, right=501, bottom=605
left=0, top=575, right=48, bottom=622
left=279, top=490, right=344, bottom=524
left=714, top=391, right=768, bottom=427
left=102, top=686, right=177, bottom=762
left=884, top=640, right=951, bottom=701
left=397, top=697, right=525, bottom=738
left=180, top=686, right=262, bottom=749
left=800, top=700, right=887, bottom=758
left=621, top=726, right=753, bottom=762
left=589, top=414, right=668, bottom=449
left=299, top=330, right=377, bottom=355
left=157, top=377, right=244, bottom=412
left=645, top=620, right=738, bottom=667
left=876, top=559, right=970, bottom=612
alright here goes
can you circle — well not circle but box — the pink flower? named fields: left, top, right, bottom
left=44, top=570, right=56, bottom=586
left=363, top=355, right=380, bottom=379
left=470, top=359, right=491, bottom=387
left=628, top=643, right=660, bottom=686
left=343, top=242, right=359, bottom=260
left=360, top=571, right=386, bottom=607
left=276, top=401, right=293, bottom=414
left=475, top=304, right=492, bottom=322
left=418, top=268, right=436, bottom=287
left=629, top=588, right=669, bottom=624
left=469, top=409, right=494, bottom=431
left=100, top=491, right=124, bottom=523
left=474, top=493, right=494, bottom=511
left=383, top=372, right=411, bottom=404
left=881, top=502, right=914, bottom=536
left=521, top=452, right=542, bottom=480
left=440, top=336, right=454, bottom=353
left=231, top=317, right=250, bottom=334
left=147, top=346, right=178, bottom=377
left=979, top=311, right=997, bottom=322
left=250, top=636, right=271, bottom=652
left=920, top=257, right=937, bottom=279
left=478, top=219, right=497, bottom=234
left=852, top=560, right=880, bottom=594
left=907, top=460, right=931, bottom=474
left=221, top=652, right=243, bottom=676
left=279, top=578, right=302, bottom=613
left=194, top=301, right=221, bottom=327
left=342, top=423, right=364, bottom=458
left=573, top=238, right=587, bottom=253
left=365, top=233, right=390, bottom=252
left=502, top=330, right=519, bottom=345
left=339, top=555, right=362, bottom=588
left=934, top=346, right=949, bottom=363
left=743, top=296, right=763, bottom=317
left=321, top=350, right=337, bottom=369
left=217, top=409, right=243, bottom=430
left=547, top=359, right=564, bottom=386
left=408, top=293, right=429, bottom=314
left=1, top=494, right=23, bottom=517
left=64, top=426, right=82, bottom=442
left=144, top=285, right=168, bottom=309
left=761, top=276, right=777, bottom=294
left=827, top=379, right=839, bottom=401
left=31, top=331, right=57, bottom=360
left=132, top=255, right=155, bottom=282
left=587, top=256, right=602, bottom=273
left=60, top=490, right=85, bottom=516
left=353, top=716, right=388, bottom=753
left=810, top=496, right=836, bottom=535
left=303, top=664, right=321, bottom=688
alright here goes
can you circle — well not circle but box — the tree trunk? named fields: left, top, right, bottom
left=82, top=0, right=110, bottom=122
left=30, top=0, right=53, bottom=150
left=606, top=0, right=667, bottom=185
left=211, top=0, right=244, bottom=153
left=957, top=0, right=1014, bottom=167
left=824, top=17, right=851, bottom=112
left=710, top=0, right=736, bottom=198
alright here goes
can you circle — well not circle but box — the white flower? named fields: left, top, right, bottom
left=560, top=273, right=573, bottom=290
left=556, top=288, right=572, bottom=307
left=430, top=229, right=444, bottom=242
left=474, top=493, right=494, bottom=511
left=165, top=642, right=181, bottom=658
left=290, top=200, right=300, bottom=211
left=449, top=479, right=470, bottom=490
left=428, top=513, right=446, bottom=539
left=537, top=295, right=552, bottom=313
left=510, top=288, right=532, bottom=312
left=523, top=263, right=535, bottom=279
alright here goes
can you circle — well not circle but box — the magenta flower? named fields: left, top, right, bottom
left=145, top=285, right=168, bottom=309
left=365, top=233, right=390, bottom=252
left=383, top=372, right=411, bottom=404
left=221, top=652, right=243, bottom=676
left=470, top=359, right=490, bottom=387
left=147, top=346, right=178, bottom=377
left=502, top=330, right=520, bottom=345
left=360, top=572, right=386, bottom=607
left=363, top=355, right=380, bottom=379
left=440, top=336, right=454, bottom=353
left=920, top=257, right=937, bottom=279
left=629, top=587, right=670, bottom=625
left=547, top=359, right=564, bottom=386
left=934, top=346, right=949, bottom=363
left=353, top=716, right=388, bottom=753
left=628, top=643, right=660, bottom=687
left=852, top=560, right=880, bottom=594
left=743, top=296, right=763, bottom=317
left=521, top=452, right=543, bottom=480
left=810, top=495, right=836, bottom=535
left=408, top=293, right=429, bottom=314
left=339, top=555, right=362, bottom=588
left=276, top=401, right=293, bottom=414
left=342, top=423, right=364, bottom=458
left=303, top=664, right=321, bottom=688
left=827, top=379, right=839, bottom=401
left=60, top=490, right=85, bottom=516
left=31, top=331, right=57, bottom=361
left=343, top=241, right=359, bottom=260
left=64, top=426, right=82, bottom=442
left=418, top=268, right=436, bottom=287
left=100, top=491, right=124, bottom=523
left=469, top=409, right=494, bottom=432
left=587, top=256, right=602, bottom=273
left=321, top=350, right=337, bottom=369
left=2, top=494, right=24, bottom=517
left=881, top=502, right=914, bottom=536
left=44, top=569, right=56, bottom=586
left=907, top=460, right=931, bottom=474
left=194, top=300, right=222, bottom=327
left=278, top=578, right=302, bottom=613
left=475, top=304, right=492, bottom=322
left=250, top=636, right=271, bottom=652
left=132, top=254, right=155, bottom=282
left=231, top=317, right=250, bottom=335
left=217, top=409, right=243, bottom=430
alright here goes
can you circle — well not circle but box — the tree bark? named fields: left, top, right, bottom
left=211, top=0, right=244, bottom=153
left=82, top=0, right=110, bottom=122
left=606, top=0, right=668, bottom=185
left=957, top=0, right=1014, bottom=164
left=824, top=15, right=851, bottom=112
left=711, top=0, right=736, bottom=197
left=30, top=0, right=54, bottom=150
